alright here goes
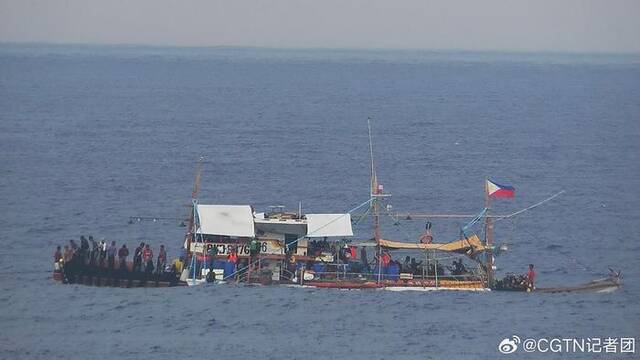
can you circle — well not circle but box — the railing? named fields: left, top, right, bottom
left=293, top=267, right=485, bottom=288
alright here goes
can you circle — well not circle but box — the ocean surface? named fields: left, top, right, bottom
left=0, top=44, right=639, bottom=359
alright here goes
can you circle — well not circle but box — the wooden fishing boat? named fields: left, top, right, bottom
left=53, top=121, right=615, bottom=294
left=537, top=276, right=621, bottom=293
left=179, top=121, right=493, bottom=291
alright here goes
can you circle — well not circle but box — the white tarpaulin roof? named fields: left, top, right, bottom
left=305, top=214, right=353, bottom=237
left=196, top=205, right=255, bottom=237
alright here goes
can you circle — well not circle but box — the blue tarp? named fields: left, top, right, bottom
left=223, top=261, right=235, bottom=278
left=313, top=263, right=326, bottom=273
left=387, top=263, right=400, bottom=280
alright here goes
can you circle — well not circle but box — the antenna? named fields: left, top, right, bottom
left=367, top=117, right=376, bottom=196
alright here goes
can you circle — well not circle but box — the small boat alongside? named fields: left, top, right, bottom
left=53, top=260, right=187, bottom=288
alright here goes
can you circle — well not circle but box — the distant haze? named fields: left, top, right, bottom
left=1, top=0, right=639, bottom=53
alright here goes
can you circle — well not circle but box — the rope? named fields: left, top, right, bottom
left=494, top=190, right=565, bottom=223
left=516, top=224, right=595, bottom=275
left=461, top=208, right=488, bottom=236
left=351, top=205, right=372, bottom=227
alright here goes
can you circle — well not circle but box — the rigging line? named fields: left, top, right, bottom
left=379, top=200, right=482, bottom=252
left=517, top=225, right=594, bottom=275
left=379, top=199, right=415, bottom=242
left=494, top=190, right=565, bottom=222
left=352, top=205, right=372, bottom=227
left=461, top=208, right=488, bottom=236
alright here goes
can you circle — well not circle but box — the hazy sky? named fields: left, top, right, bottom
left=1, top=0, right=639, bottom=53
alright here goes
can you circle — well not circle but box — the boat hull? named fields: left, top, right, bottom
left=303, top=279, right=487, bottom=291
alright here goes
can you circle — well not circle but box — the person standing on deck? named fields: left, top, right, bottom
left=227, top=248, right=238, bottom=265
left=98, top=239, right=107, bottom=267
left=133, top=242, right=144, bottom=272
left=79, top=236, right=89, bottom=262
left=63, top=245, right=73, bottom=263
left=402, top=256, right=411, bottom=273
left=206, top=244, right=218, bottom=272
left=418, top=222, right=434, bottom=244
left=69, top=239, right=78, bottom=254
left=89, top=237, right=98, bottom=266
left=527, top=264, right=536, bottom=291
left=106, top=241, right=117, bottom=269
left=156, top=245, right=167, bottom=274
left=118, top=244, right=129, bottom=271
left=142, top=244, right=154, bottom=273
left=249, top=238, right=260, bottom=269
left=54, top=246, right=63, bottom=263
left=360, top=247, right=370, bottom=272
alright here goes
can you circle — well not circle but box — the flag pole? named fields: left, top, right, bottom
left=368, top=117, right=382, bottom=284
left=484, top=178, right=494, bottom=287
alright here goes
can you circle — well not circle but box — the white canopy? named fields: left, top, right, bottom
left=305, top=214, right=353, bottom=238
left=196, top=204, right=255, bottom=237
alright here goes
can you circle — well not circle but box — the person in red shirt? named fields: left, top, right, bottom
left=142, top=244, right=154, bottom=273
left=381, top=251, right=392, bottom=268
left=227, top=249, right=238, bottom=264
left=527, top=264, right=536, bottom=290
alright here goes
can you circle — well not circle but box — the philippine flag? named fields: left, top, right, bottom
left=486, top=179, right=515, bottom=199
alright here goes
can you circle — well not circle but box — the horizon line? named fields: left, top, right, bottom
left=2, top=41, right=640, bottom=57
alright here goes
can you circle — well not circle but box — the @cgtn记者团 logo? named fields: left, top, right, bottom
left=498, top=336, right=521, bottom=354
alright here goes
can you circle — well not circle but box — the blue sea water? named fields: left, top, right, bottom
left=0, top=44, right=639, bottom=359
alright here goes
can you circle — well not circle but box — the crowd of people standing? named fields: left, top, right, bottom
left=53, top=236, right=171, bottom=283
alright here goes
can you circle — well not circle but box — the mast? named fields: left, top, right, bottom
left=368, top=117, right=381, bottom=242
left=185, top=156, right=204, bottom=257
left=368, top=118, right=385, bottom=284
left=484, top=177, right=494, bottom=287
